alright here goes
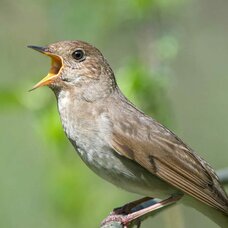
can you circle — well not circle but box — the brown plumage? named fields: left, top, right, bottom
left=28, top=40, right=228, bottom=227
left=110, top=91, right=228, bottom=214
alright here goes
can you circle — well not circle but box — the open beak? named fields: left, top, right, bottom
left=28, top=45, right=63, bottom=91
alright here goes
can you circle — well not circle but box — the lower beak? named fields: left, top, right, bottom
left=28, top=45, right=63, bottom=91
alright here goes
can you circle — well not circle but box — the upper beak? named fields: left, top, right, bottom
left=27, top=45, right=48, bottom=54
left=28, top=45, right=63, bottom=91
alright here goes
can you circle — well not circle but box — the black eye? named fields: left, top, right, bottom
left=72, top=49, right=85, bottom=61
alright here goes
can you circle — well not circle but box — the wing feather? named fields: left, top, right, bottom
left=111, top=119, right=228, bottom=214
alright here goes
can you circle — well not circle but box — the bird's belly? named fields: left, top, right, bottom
left=75, top=145, right=177, bottom=199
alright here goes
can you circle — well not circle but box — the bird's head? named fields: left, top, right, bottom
left=28, top=41, right=116, bottom=99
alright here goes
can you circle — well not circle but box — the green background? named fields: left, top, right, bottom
left=0, top=0, right=228, bottom=227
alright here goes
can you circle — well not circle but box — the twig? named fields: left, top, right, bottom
left=217, top=168, right=228, bottom=185
left=101, top=221, right=123, bottom=228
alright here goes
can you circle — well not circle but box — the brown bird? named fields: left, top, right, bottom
left=28, top=41, right=228, bottom=227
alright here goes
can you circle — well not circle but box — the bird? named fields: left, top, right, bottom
left=28, top=40, right=228, bottom=227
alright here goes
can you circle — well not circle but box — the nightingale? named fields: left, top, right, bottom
left=28, top=41, right=228, bottom=227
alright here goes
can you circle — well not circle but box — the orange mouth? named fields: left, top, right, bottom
left=28, top=45, right=63, bottom=91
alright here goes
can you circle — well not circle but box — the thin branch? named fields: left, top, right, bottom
left=101, top=221, right=123, bottom=228
left=217, top=168, right=228, bottom=185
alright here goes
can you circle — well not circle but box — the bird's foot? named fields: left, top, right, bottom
left=101, top=195, right=182, bottom=228
left=113, top=197, right=152, bottom=215
left=101, top=197, right=154, bottom=227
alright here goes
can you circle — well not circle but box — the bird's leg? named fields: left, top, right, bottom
left=121, top=194, right=182, bottom=226
left=113, top=197, right=152, bottom=215
left=101, top=194, right=182, bottom=228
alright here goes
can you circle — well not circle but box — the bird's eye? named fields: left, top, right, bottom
left=72, top=49, right=85, bottom=61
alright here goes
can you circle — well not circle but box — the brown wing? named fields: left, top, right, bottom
left=111, top=117, right=228, bottom=214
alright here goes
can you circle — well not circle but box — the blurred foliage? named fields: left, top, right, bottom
left=1, top=0, right=228, bottom=228
left=117, top=60, right=172, bottom=126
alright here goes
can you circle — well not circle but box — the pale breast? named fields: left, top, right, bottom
left=75, top=144, right=177, bottom=199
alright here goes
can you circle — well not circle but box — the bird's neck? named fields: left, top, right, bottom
left=55, top=89, right=87, bottom=141
left=55, top=88, right=113, bottom=147
left=80, top=75, right=116, bottom=102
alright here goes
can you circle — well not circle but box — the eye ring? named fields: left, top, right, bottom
left=72, top=49, right=85, bottom=61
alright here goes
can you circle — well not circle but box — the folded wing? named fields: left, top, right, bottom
left=111, top=118, right=228, bottom=214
